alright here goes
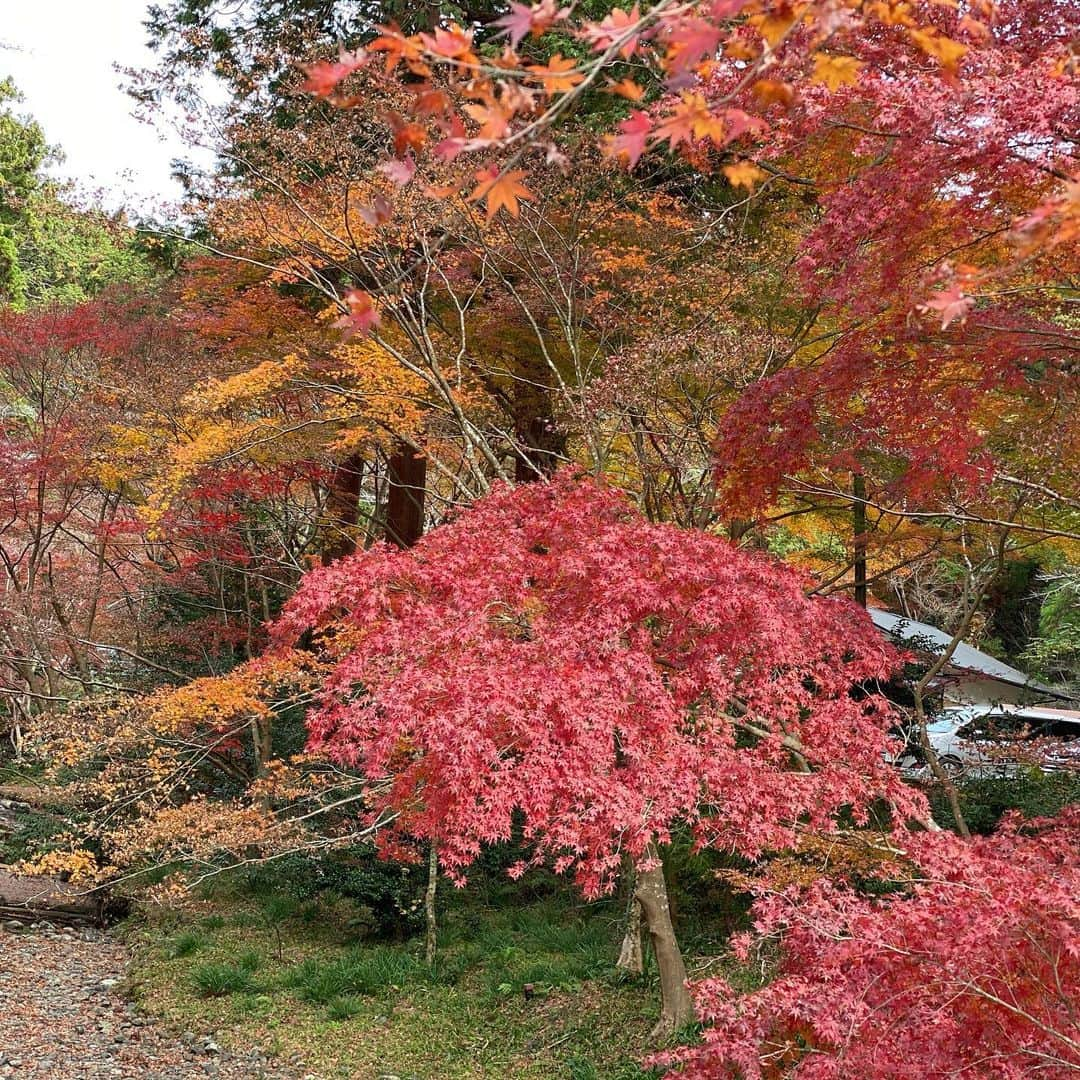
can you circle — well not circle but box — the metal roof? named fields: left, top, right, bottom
left=868, top=608, right=1072, bottom=701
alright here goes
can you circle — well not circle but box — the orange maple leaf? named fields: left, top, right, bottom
left=723, top=161, right=767, bottom=190
left=387, top=112, right=427, bottom=156
left=469, top=168, right=535, bottom=219
left=654, top=92, right=726, bottom=150
left=464, top=101, right=514, bottom=140
left=527, top=54, right=585, bottom=96
left=752, top=79, right=796, bottom=107
left=370, top=25, right=428, bottom=74
left=605, top=77, right=645, bottom=102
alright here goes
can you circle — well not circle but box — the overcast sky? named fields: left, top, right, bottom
left=2, top=0, right=213, bottom=211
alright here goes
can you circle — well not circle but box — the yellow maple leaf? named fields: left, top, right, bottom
left=469, top=168, right=535, bottom=219
left=723, top=161, right=768, bottom=190
left=811, top=53, right=865, bottom=91
left=909, top=28, right=968, bottom=70
left=750, top=6, right=802, bottom=48
left=868, top=1, right=916, bottom=28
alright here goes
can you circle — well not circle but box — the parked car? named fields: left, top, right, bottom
left=891, top=705, right=1080, bottom=778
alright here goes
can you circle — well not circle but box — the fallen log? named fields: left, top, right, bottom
left=0, top=903, right=100, bottom=927
left=0, top=868, right=107, bottom=926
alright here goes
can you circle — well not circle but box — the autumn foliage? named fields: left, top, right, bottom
left=2, top=2, right=1078, bottom=1075
left=273, top=471, right=918, bottom=891
left=665, top=809, right=1080, bottom=1078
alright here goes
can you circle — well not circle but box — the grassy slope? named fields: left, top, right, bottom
left=123, top=888, right=727, bottom=1080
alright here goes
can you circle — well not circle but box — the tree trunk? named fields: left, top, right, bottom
left=385, top=443, right=427, bottom=549
left=424, top=843, right=438, bottom=966
left=250, top=712, right=273, bottom=778
left=514, top=414, right=566, bottom=483
left=616, top=873, right=644, bottom=974
left=636, top=846, right=694, bottom=1039
left=321, top=452, right=365, bottom=565
left=853, top=472, right=868, bottom=608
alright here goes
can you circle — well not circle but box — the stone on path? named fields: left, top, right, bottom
left=0, top=924, right=309, bottom=1079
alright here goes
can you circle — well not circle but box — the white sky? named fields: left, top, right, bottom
left=1, top=0, right=214, bottom=212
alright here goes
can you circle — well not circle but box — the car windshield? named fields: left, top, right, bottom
left=927, top=714, right=964, bottom=733
left=959, top=715, right=1027, bottom=739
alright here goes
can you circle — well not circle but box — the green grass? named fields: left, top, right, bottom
left=191, top=961, right=257, bottom=997
left=325, top=995, right=365, bottom=1021
left=280, top=947, right=429, bottom=1003
left=167, top=931, right=204, bottom=958
left=125, top=886, right=731, bottom=1079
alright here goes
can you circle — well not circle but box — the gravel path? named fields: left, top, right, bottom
left=0, top=923, right=312, bottom=1080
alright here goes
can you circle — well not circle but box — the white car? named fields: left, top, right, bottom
left=913, top=705, right=1080, bottom=777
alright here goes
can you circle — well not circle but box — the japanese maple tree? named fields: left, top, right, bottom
left=273, top=470, right=921, bottom=1031
left=663, top=807, right=1080, bottom=1078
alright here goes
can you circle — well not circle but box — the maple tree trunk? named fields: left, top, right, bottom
left=250, top=712, right=273, bottom=778
left=514, top=414, right=566, bottom=483
left=729, top=518, right=754, bottom=543
left=636, top=846, right=694, bottom=1038
left=425, top=843, right=438, bottom=966
left=853, top=472, right=868, bottom=608
left=321, top=452, right=365, bottom=565
left=916, top=718, right=971, bottom=839
left=385, top=442, right=426, bottom=549
left=616, top=870, right=644, bottom=974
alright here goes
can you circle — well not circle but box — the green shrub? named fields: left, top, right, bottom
left=241, top=851, right=425, bottom=938
left=0, top=808, right=68, bottom=864
left=930, top=769, right=1080, bottom=835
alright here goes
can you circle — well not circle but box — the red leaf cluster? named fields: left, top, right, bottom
left=274, top=472, right=920, bottom=894
left=664, top=808, right=1080, bottom=1078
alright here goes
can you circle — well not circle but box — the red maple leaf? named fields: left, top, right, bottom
left=581, top=4, right=641, bottom=59
left=605, top=110, right=652, bottom=168
left=333, top=290, right=381, bottom=337
left=376, top=156, right=416, bottom=186
left=494, top=0, right=569, bottom=49
left=919, top=285, right=975, bottom=329
left=301, top=52, right=365, bottom=97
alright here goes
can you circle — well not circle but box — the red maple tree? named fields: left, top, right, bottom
left=273, top=470, right=921, bottom=1030
left=663, top=807, right=1080, bottom=1078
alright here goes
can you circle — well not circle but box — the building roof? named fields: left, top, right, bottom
left=868, top=608, right=1073, bottom=702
